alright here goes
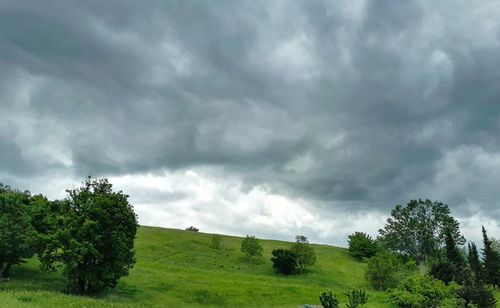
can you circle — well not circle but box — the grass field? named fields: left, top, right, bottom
left=0, top=226, right=498, bottom=307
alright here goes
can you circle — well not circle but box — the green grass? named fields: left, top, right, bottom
left=0, top=226, right=498, bottom=307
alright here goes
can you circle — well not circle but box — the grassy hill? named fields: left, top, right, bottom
left=0, top=226, right=498, bottom=307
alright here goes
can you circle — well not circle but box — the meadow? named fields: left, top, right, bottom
left=0, top=226, right=498, bottom=307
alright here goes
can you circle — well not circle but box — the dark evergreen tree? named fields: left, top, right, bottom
left=468, top=242, right=483, bottom=282
left=482, top=226, right=500, bottom=287
left=444, top=226, right=464, bottom=268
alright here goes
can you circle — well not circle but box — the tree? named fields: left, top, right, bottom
left=290, top=235, right=316, bottom=274
left=365, top=251, right=410, bottom=290
left=347, top=232, right=378, bottom=259
left=457, top=267, right=497, bottom=308
left=482, top=226, right=500, bottom=287
left=467, top=242, right=482, bottom=282
left=271, top=249, right=298, bottom=275
left=38, top=178, right=138, bottom=294
left=491, top=238, right=500, bottom=255
left=240, top=235, right=263, bottom=264
left=378, top=199, right=464, bottom=270
left=0, top=184, right=36, bottom=278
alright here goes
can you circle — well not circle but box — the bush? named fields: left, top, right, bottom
left=290, top=236, right=316, bottom=274
left=0, top=184, right=36, bottom=278
left=346, top=288, right=368, bottom=308
left=38, top=178, right=138, bottom=294
left=389, top=274, right=464, bottom=308
left=271, top=249, right=298, bottom=275
left=457, top=267, right=497, bottom=308
left=429, top=261, right=457, bottom=285
left=347, top=232, right=378, bottom=259
left=185, top=226, right=199, bottom=232
left=319, top=290, right=339, bottom=308
left=240, top=235, right=263, bottom=264
left=365, top=252, right=413, bottom=290
left=210, top=234, right=222, bottom=250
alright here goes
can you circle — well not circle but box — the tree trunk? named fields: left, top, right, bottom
left=0, top=262, right=11, bottom=278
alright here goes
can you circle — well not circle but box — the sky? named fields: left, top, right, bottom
left=1, top=0, right=499, bottom=246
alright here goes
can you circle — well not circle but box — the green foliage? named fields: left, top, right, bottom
left=467, top=242, right=483, bottom=283
left=429, top=261, right=456, bottom=285
left=240, top=235, right=263, bottom=263
left=482, top=226, right=500, bottom=287
left=0, top=184, right=36, bottom=278
left=348, top=232, right=378, bottom=259
left=365, top=251, right=415, bottom=290
left=210, top=234, right=222, bottom=250
left=271, top=249, right=298, bottom=275
left=389, top=274, right=464, bottom=308
left=457, top=266, right=497, bottom=308
left=38, top=178, right=138, bottom=294
left=319, top=290, right=339, bottom=308
left=290, top=235, right=316, bottom=274
left=185, top=226, right=199, bottom=232
left=346, top=288, right=368, bottom=308
left=378, top=199, right=464, bottom=266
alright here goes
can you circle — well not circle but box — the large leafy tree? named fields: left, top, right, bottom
left=348, top=232, right=378, bottom=259
left=39, top=178, right=138, bottom=294
left=0, top=184, right=36, bottom=278
left=378, top=199, right=464, bottom=269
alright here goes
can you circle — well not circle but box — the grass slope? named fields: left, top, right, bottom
left=0, top=226, right=498, bottom=307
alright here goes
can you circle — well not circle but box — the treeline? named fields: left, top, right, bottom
left=0, top=178, right=138, bottom=295
left=348, top=199, right=499, bottom=307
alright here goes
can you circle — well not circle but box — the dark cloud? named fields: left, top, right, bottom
left=1, top=0, right=500, bottom=230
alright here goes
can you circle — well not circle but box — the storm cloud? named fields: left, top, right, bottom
left=1, top=0, right=499, bottom=244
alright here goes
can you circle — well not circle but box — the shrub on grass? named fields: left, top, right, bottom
left=290, top=236, right=316, bottom=274
left=346, top=288, right=368, bottom=308
left=240, top=235, right=263, bottom=264
left=271, top=249, right=298, bottom=275
left=389, top=274, right=465, bottom=308
left=365, top=251, right=412, bottom=290
left=185, top=226, right=199, bottom=232
left=210, top=234, right=222, bottom=250
left=319, top=290, right=339, bottom=308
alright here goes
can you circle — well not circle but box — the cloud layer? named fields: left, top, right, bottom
left=1, top=0, right=500, bottom=244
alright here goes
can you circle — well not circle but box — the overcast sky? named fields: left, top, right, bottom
left=1, top=0, right=499, bottom=246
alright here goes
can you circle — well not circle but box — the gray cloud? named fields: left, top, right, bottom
left=1, top=0, right=500, bottom=239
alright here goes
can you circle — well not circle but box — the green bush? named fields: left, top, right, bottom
left=319, top=290, right=339, bottom=308
left=271, top=249, right=298, bottom=275
left=389, top=274, right=464, bottom=308
left=290, top=237, right=316, bottom=274
left=346, top=288, right=368, bottom=308
left=210, top=234, right=222, bottom=250
left=347, top=232, right=378, bottom=259
left=240, top=235, right=263, bottom=264
left=365, top=251, right=414, bottom=290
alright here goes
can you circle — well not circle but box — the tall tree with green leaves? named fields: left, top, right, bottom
left=482, top=226, right=500, bottom=287
left=290, top=235, right=316, bottom=274
left=38, top=178, right=138, bottom=294
left=378, top=199, right=464, bottom=270
left=0, top=184, right=36, bottom=278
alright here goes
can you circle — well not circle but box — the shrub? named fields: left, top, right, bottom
left=346, top=288, right=368, bottom=308
left=290, top=236, right=316, bottom=274
left=210, top=234, right=222, bottom=250
left=240, top=235, right=263, bottom=264
left=38, top=178, right=138, bottom=294
left=457, top=267, right=497, bottom=308
left=429, top=261, right=457, bottom=285
left=271, top=249, right=298, bottom=275
left=347, top=232, right=378, bottom=259
left=365, top=251, right=413, bottom=290
left=319, top=290, right=339, bottom=308
left=389, top=274, right=464, bottom=308
left=185, top=226, right=199, bottom=232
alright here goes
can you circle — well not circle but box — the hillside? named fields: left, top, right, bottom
left=0, top=226, right=498, bottom=307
